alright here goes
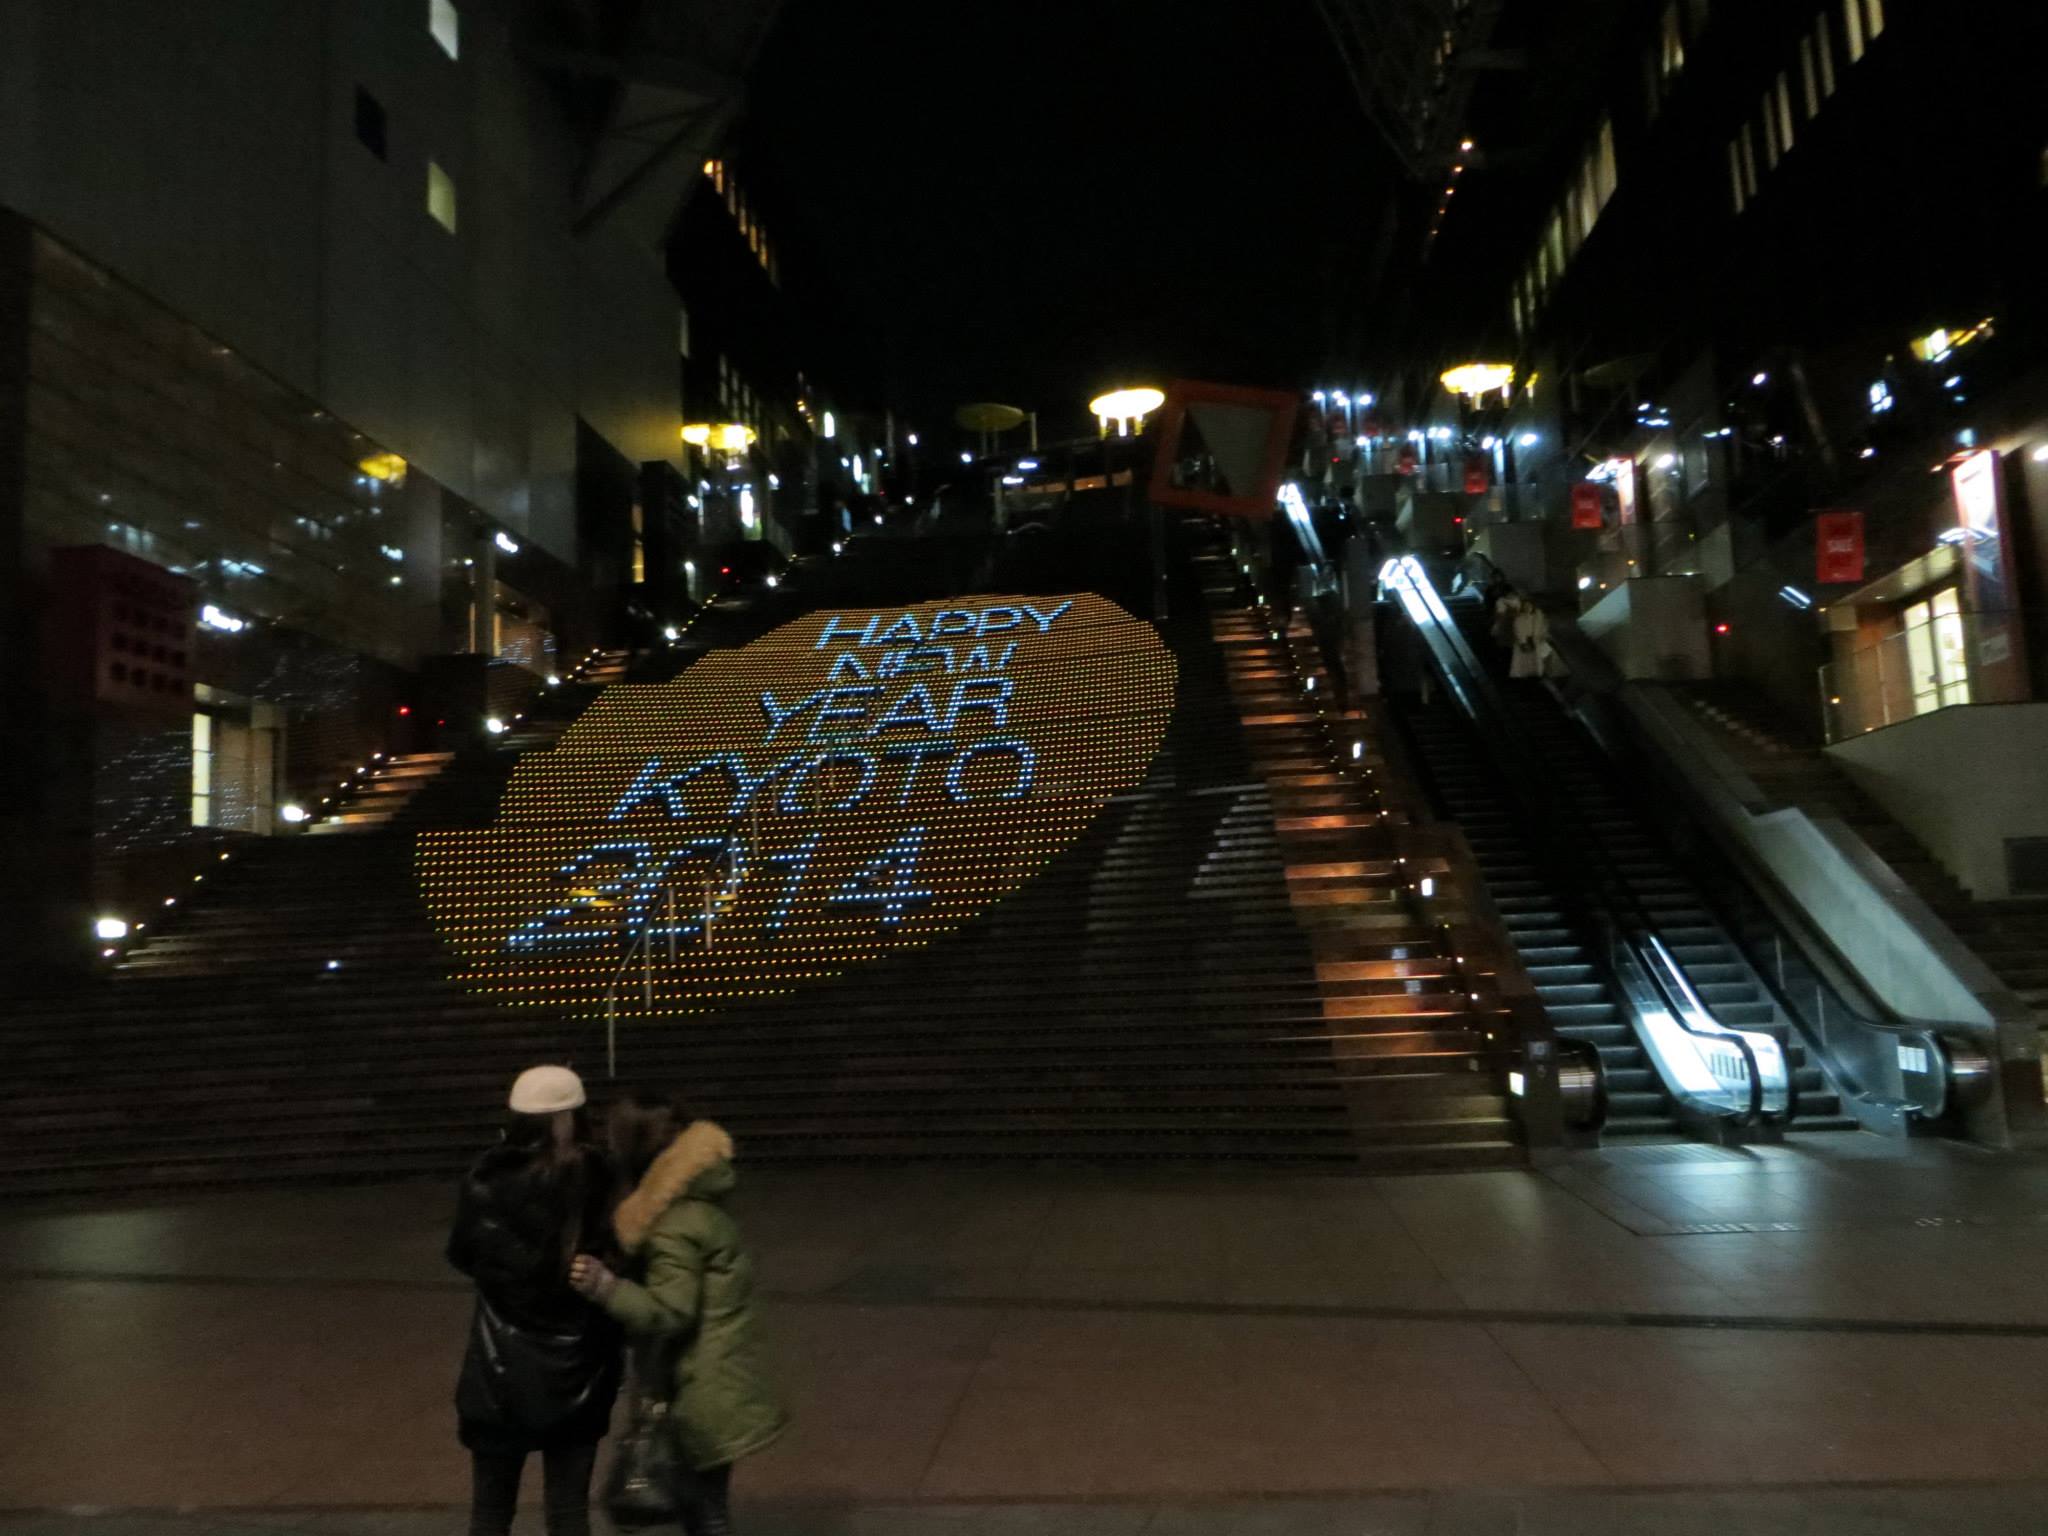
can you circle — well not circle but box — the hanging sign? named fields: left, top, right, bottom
left=1570, top=483, right=1604, bottom=529
left=1815, top=509, right=1866, bottom=585
left=418, top=594, right=1174, bottom=1019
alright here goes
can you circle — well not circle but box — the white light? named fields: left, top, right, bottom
left=662, top=625, right=680, bottom=642
left=1333, top=392, right=1349, bottom=406
left=873, top=513, right=883, bottom=525
left=94, top=917, right=129, bottom=940
left=1305, top=675, right=1317, bottom=692
left=485, top=716, right=507, bottom=735
left=1312, top=391, right=1327, bottom=403
left=279, top=804, right=309, bottom=824
left=1350, top=740, right=1363, bottom=760
left=831, top=541, right=844, bottom=555
left=1518, top=432, right=1538, bottom=447
left=2032, top=445, right=2048, bottom=463
left=1779, top=585, right=1815, bottom=610
left=1752, top=372, right=1769, bottom=386
left=1860, top=447, right=1877, bottom=460
left=739, top=487, right=757, bottom=528
left=1655, top=453, right=1676, bottom=470
left=1945, top=375, right=1963, bottom=390
left=1508, top=1070, right=1526, bottom=1098
left=325, top=959, right=341, bottom=971
left=1578, top=575, right=1594, bottom=590
left=1419, top=877, right=1435, bottom=898
left=1957, top=429, right=1976, bottom=448
left=546, top=674, right=561, bottom=687
left=769, top=474, right=781, bottom=489
left=199, top=603, right=247, bottom=633
left=1481, top=435, right=1496, bottom=450
left=1359, top=393, right=1375, bottom=408
left=380, top=544, right=404, bottom=562
left=908, top=432, right=919, bottom=446
left=1017, top=459, right=1039, bottom=471
left=765, top=574, right=779, bottom=589
left=961, top=451, right=973, bottom=464
left=1002, top=475, right=1026, bottom=485
left=389, top=574, right=402, bottom=586
left=852, top=453, right=865, bottom=484
left=683, top=560, right=695, bottom=577
left=493, top=531, right=520, bottom=555
left=822, top=410, right=836, bottom=439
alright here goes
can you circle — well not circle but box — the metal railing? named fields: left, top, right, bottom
left=1380, top=553, right=1792, bottom=1132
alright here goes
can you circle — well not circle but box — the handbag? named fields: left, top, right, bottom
left=603, top=1352, right=688, bottom=1527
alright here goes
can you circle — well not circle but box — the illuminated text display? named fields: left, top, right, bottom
left=418, top=593, right=1176, bottom=1015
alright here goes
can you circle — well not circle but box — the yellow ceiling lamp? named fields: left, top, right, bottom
left=682, top=423, right=757, bottom=452
left=1440, top=363, right=1514, bottom=400
left=1088, top=387, right=1165, bottom=438
left=358, top=451, right=408, bottom=484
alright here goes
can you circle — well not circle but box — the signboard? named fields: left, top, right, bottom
left=1951, top=450, right=2030, bottom=700
left=1570, top=484, right=1604, bottom=529
left=419, top=594, right=1175, bottom=1017
left=1463, top=458, right=1490, bottom=495
left=1147, top=379, right=1299, bottom=519
left=1815, top=509, right=1866, bottom=585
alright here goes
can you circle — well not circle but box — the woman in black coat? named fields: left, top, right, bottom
left=448, top=1065, right=623, bottom=1536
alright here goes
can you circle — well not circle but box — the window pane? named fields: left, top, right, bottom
left=427, top=161, right=457, bottom=232
left=429, top=0, right=459, bottom=60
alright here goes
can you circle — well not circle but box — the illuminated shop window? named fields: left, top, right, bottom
left=430, top=0, right=459, bottom=60
left=1843, top=0, right=1865, bottom=62
left=1776, top=75, right=1796, bottom=156
left=191, top=713, right=213, bottom=827
left=1816, top=14, right=1838, bottom=96
left=427, top=161, right=457, bottom=233
left=1799, top=38, right=1820, bottom=118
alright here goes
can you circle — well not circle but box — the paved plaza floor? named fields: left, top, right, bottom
left=9, top=1134, right=2048, bottom=1532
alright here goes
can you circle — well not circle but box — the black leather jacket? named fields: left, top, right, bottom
left=448, top=1140, right=623, bottom=1450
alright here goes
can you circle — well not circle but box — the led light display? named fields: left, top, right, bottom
left=418, top=593, right=1175, bottom=1016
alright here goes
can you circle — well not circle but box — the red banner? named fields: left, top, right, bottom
left=1463, top=458, right=1490, bottom=494
left=1815, top=509, right=1865, bottom=585
left=1570, top=483, right=1603, bottom=529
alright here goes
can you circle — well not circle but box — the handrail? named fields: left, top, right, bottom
left=597, top=816, right=757, bottom=1078
left=1379, top=554, right=1792, bottom=1132
left=1542, top=617, right=1989, bottom=1134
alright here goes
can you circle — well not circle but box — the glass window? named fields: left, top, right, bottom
left=1816, top=15, right=1838, bottom=95
left=429, top=0, right=459, bottom=60
left=191, top=713, right=213, bottom=827
left=426, top=161, right=457, bottom=233
left=1843, top=0, right=1865, bottom=62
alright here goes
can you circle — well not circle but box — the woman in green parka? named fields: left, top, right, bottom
left=569, top=1094, right=786, bottom=1536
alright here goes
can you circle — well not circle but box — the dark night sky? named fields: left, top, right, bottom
left=738, top=0, right=1393, bottom=437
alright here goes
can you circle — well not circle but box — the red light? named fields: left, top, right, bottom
left=720, top=566, right=731, bottom=576
left=1714, top=623, right=1731, bottom=635
left=436, top=718, right=447, bottom=726
left=398, top=706, right=411, bottom=716
left=1453, top=516, right=1465, bottom=525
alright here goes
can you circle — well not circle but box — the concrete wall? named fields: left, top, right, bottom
left=1829, top=703, right=2048, bottom=900
left=0, top=0, right=683, bottom=566
left=1577, top=576, right=1710, bottom=681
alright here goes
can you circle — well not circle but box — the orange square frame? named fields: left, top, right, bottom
left=1147, top=379, right=1301, bottom=520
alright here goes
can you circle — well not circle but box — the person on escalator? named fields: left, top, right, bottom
left=1509, top=601, right=1559, bottom=681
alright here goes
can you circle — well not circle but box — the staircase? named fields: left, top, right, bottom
left=1196, top=549, right=1522, bottom=1169
left=4, top=531, right=1468, bottom=1196
left=1683, top=687, right=2048, bottom=1042
left=305, top=753, right=453, bottom=835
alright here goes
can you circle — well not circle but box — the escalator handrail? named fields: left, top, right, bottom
left=1538, top=617, right=1969, bottom=1123
left=1380, top=555, right=1791, bottom=1129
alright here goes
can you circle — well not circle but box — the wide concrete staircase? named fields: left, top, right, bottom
left=1, top=525, right=1523, bottom=1197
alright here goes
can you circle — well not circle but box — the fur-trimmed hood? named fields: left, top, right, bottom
left=614, top=1120, right=735, bottom=1252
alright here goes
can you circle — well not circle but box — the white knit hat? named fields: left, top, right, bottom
left=508, top=1064, right=586, bottom=1115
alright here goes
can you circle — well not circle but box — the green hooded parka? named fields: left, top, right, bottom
left=601, top=1121, right=787, bottom=1471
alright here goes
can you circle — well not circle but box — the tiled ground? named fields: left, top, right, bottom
left=10, top=1137, right=2048, bottom=1530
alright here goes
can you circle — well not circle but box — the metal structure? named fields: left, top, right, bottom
left=1313, top=0, right=1510, bottom=179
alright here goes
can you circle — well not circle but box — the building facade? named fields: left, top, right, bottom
left=0, top=0, right=777, bottom=966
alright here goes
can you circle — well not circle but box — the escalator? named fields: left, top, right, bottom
left=1378, top=557, right=1861, bottom=1142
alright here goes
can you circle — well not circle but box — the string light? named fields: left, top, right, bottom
left=419, top=594, right=1175, bottom=1016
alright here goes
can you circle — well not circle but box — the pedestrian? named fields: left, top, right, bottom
left=1490, top=588, right=1525, bottom=650
left=449, top=1065, right=623, bottom=1536
left=571, top=1094, right=786, bottom=1536
left=1510, top=601, right=1559, bottom=680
